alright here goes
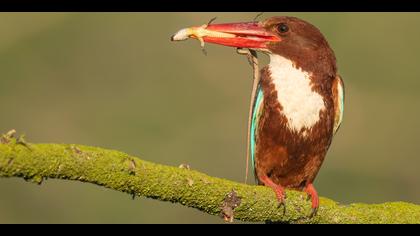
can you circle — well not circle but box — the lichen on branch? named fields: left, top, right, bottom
left=0, top=131, right=419, bottom=223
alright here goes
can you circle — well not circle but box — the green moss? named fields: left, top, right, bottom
left=1, top=140, right=419, bottom=223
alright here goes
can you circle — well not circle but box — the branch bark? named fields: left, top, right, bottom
left=0, top=135, right=419, bottom=223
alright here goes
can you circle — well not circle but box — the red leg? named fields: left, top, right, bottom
left=259, top=174, right=286, bottom=214
left=304, top=183, right=319, bottom=217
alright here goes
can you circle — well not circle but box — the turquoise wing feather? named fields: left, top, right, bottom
left=250, top=85, right=264, bottom=173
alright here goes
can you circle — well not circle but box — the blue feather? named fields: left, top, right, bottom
left=250, top=86, right=264, bottom=172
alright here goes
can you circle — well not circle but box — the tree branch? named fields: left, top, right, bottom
left=0, top=134, right=419, bottom=223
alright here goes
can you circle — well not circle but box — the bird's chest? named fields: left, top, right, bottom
left=267, top=55, right=327, bottom=136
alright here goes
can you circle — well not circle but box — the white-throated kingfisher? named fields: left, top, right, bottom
left=172, top=16, right=345, bottom=216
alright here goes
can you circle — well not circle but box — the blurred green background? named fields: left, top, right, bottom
left=0, top=12, right=419, bottom=223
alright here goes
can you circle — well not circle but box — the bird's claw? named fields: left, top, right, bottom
left=304, top=193, right=318, bottom=218
left=277, top=199, right=287, bottom=215
left=304, top=183, right=319, bottom=218
left=259, top=175, right=287, bottom=216
left=274, top=190, right=287, bottom=215
left=309, top=206, right=318, bottom=218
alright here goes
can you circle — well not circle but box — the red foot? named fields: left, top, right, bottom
left=259, top=175, right=286, bottom=214
left=304, top=183, right=319, bottom=217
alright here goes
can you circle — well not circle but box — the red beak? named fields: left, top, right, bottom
left=171, top=21, right=281, bottom=49
left=203, top=22, right=280, bottom=48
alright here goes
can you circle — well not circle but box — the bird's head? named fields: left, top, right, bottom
left=172, top=16, right=336, bottom=74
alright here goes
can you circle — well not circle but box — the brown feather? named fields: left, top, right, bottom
left=254, top=16, right=339, bottom=190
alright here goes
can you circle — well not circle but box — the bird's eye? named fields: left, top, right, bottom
left=277, top=23, right=289, bottom=33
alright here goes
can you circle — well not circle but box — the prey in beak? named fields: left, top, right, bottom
left=170, top=18, right=281, bottom=54
left=170, top=18, right=280, bottom=189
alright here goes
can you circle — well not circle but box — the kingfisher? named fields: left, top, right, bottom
left=172, top=16, right=344, bottom=216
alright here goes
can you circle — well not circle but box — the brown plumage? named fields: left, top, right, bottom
left=252, top=17, right=344, bottom=216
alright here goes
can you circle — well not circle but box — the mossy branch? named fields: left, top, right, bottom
left=0, top=133, right=419, bottom=223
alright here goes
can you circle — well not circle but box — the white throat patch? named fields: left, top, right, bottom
left=269, top=55, right=325, bottom=133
